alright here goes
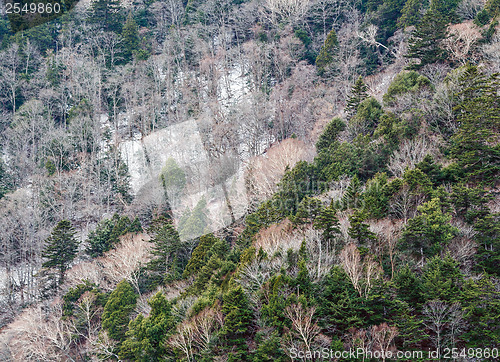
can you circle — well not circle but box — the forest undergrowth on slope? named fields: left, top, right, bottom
left=0, top=0, right=499, bottom=360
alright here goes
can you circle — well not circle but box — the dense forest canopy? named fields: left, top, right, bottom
left=0, top=0, right=499, bottom=360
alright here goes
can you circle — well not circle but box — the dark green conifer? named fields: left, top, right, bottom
left=398, top=0, right=424, bottom=28
left=316, top=28, right=338, bottom=75
left=348, top=209, right=377, bottom=245
left=221, top=285, right=253, bottom=359
left=88, top=0, right=124, bottom=32
left=401, top=198, right=458, bottom=260
left=42, top=220, right=79, bottom=285
left=147, top=223, right=184, bottom=281
left=450, top=65, right=500, bottom=183
left=120, top=291, right=173, bottom=360
left=342, top=175, right=363, bottom=209
left=293, top=196, right=323, bottom=227
left=313, top=202, right=341, bottom=249
left=121, top=13, right=140, bottom=62
left=315, top=117, right=345, bottom=153
left=346, top=76, right=369, bottom=120
left=102, top=280, right=137, bottom=343
left=406, top=10, right=448, bottom=69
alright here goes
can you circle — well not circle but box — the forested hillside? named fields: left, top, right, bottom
left=0, top=0, right=499, bottom=360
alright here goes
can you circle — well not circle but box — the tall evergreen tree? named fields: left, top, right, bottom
left=346, top=76, right=369, bottom=120
left=178, top=198, right=209, bottom=241
left=222, top=285, right=253, bottom=360
left=450, top=65, right=500, bottom=184
left=293, top=196, right=323, bottom=227
left=147, top=223, right=185, bottom=282
left=342, top=175, right=363, bottom=209
left=120, top=291, right=174, bottom=361
left=313, top=201, right=341, bottom=249
left=102, top=280, right=137, bottom=343
left=397, top=0, right=424, bottom=28
left=121, top=12, right=140, bottom=62
left=348, top=209, right=377, bottom=245
left=406, top=10, right=448, bottom=69
left=401, top=198, right=458, bottom=261
left=88, top=0, right=124, bottom=32
left=430, top=0, right=460, bottom=22
left=41, top=220, right=79, bottom=285
left=316, top=28, right=338, bottom=75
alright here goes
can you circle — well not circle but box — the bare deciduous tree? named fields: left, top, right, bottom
left=388, top=137, right=438, bottom=178
left=340, top=243, right=382, bottom=298
left=284, top=303, right=320, bottom=353
left=443, top=23, right=481, bottom=65
left=423, top=301, right=465, bottom=354
left=101, top=234, right=152, bottom=295
left=168, top=321, right=195, bottom=362
left=264, top=0, right=311, bottom=26
left=370, top=323, right=398, bottom=362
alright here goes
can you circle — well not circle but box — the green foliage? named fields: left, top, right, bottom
left=401, top=198, right=458, bottom=259
left=178, top=198, right=209, bottom=241
left=316, top=266, right=369, bottom=334
left=120, top=292, right=174, bottom=361
left=393, top=265, right=424, bottom=307
left=87, top=0, right=124, bottom=32
left=342, top=175, right=363, bottom=209
left=221, top=285, right=253, bottom=358
left=362, top=172, right=389, bottom=219
left=383, top=71, right=432, bottom=105
left=460, top=276, right=500, bottom=346
left=406, top=10, right=449, bottom=69
left=449, top=65, right=500, bottom=184
left=313, top=201, right=341, bottom=248
left=293, top=196, right=323, bottom=227
left=316, top=117, right=346, bottom=153
left=346, top=76, right=369, bottom=119
left=159, top=158, right=186, bottom=194
left=398, top=0, right=424, bottom=28
left=62, top=280, right=105, bottom=317
left=191, top=255, right=223, bottom=294
left=42, top=220, right=79, bottom=284
left=86, top=214, right=138, bottom=257
left=349, top=97, right=383, bottom=136
left=421, top=254, right=463, bottom=302
left=474, top=9, right=492, bottom=27
left=430, top=0, right=461, bottom=21
left=183, top=234, right=220, bottom=278
left=375, top=0, right=407, bottom=40
left=316, top=28, right=338, bottom=75
left=253, top=331, right=287, bottom=361
left=450, top=184, right=490, bottom=221
left=261, top=274, right=292, bottom=331
left=0, top=159, right=12, bottom=199
left=316, top=136, right=390, bottom=182
left=121, top=13, right=140, bottom=62
left=473, top=213, right=500, bottom=277
left=147, top=222, right=186, bottom=283
left=102, top=280, right=137, bottom=343
left=274, top=161, right=326, bottom=216
left=348, top=209, right=377, bottom=244
left=415, top=155, right=444, bottom=186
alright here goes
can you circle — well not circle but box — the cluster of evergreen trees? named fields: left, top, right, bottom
left=40, top=61, right=499, bottom=360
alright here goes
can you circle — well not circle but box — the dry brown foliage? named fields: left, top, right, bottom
left=253, top=218, right=295, bottom=253
left=246, top=138, right=314, bottom=202
left=340, top=243, right=382, bottom=298
left=443, top=22, right=482, bottom=65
